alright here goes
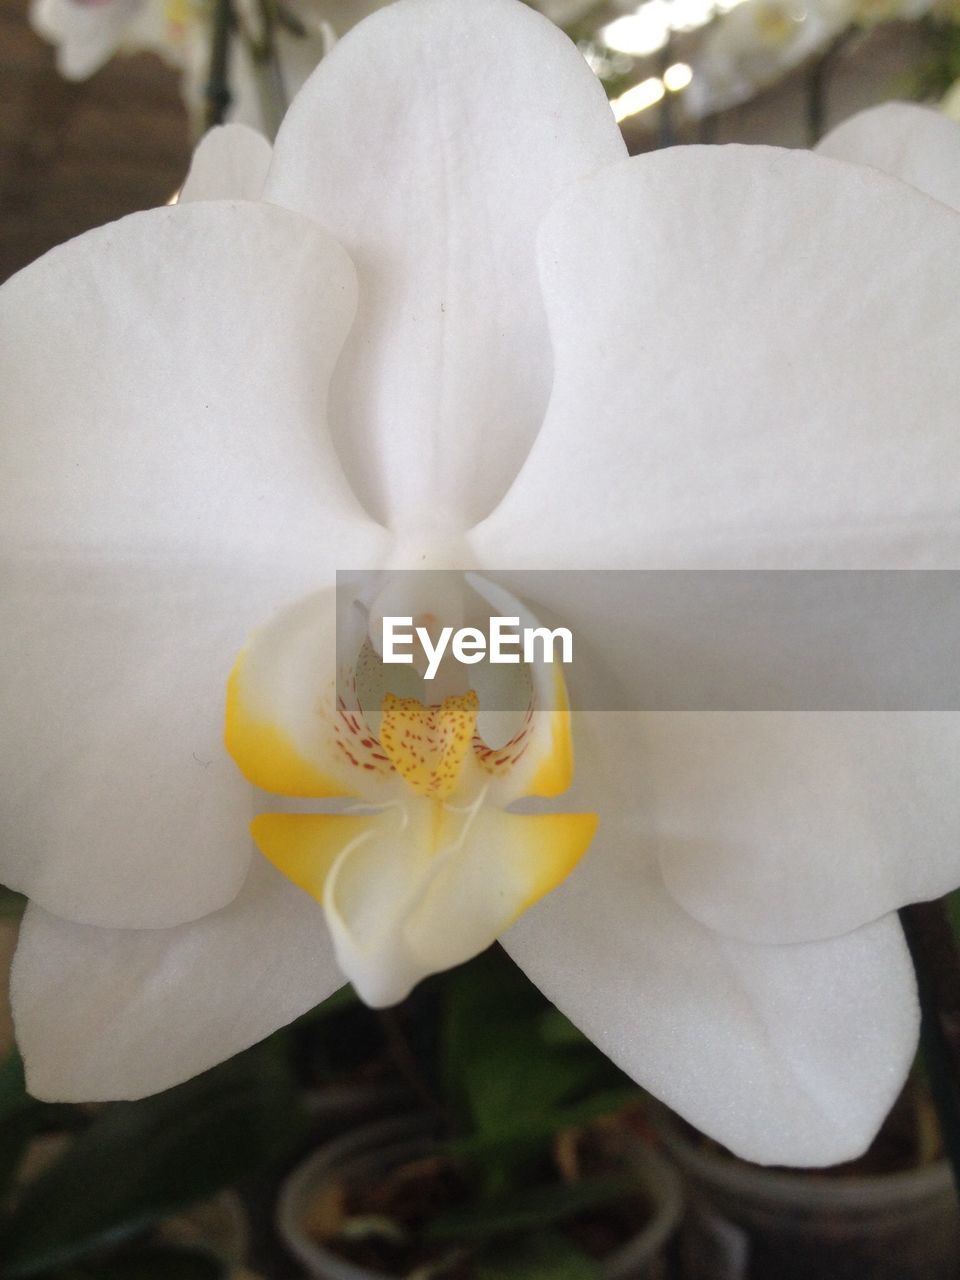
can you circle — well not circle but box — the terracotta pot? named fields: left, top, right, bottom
left=277, top=1113, right=683, bottom=1279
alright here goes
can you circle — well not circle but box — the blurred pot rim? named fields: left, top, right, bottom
left=653, top=1107, right=954, bottom=1210
left=277, top=1111, right=684, bottom=1280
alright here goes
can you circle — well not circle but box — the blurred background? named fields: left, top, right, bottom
left=1, top=884, right=959, bottom=1279
left=4, top=0, right=960, bottom=1275
left=2, top=0, right=959, bottom=282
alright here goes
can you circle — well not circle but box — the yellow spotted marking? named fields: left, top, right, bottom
left=378, top=690, right=479, bottom=800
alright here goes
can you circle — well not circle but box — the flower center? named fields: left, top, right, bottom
left=225, top=584, right=596, bottom=1006
left=378, top=690, right=479, bottom=800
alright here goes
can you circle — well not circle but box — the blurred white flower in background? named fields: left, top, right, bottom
left=29, top=0, right=614, bottom=137
left=29, top=0, right=344, bottom=132
left=534, top=0, right=606, bottom=23
left=686, top=0, right=839, bottom=116
left=821, top=0, right=936, bottom=27
left=30, top=0, right=184, bottom=81
left=685, top=0, right=941, bottom=120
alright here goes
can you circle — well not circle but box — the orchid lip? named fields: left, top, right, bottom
left=226, top=574, right=593, bottom=1003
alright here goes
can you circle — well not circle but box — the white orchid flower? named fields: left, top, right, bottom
left=686, top=0, right=841, bottom=118
left=30, top=0, right=581, bottom=119
left=30, top=0, right=184, bottom=80
left=818, top=0, right=935, bottom=27
left=30, top=0, right=344, bottom=133
left=5, top=0, right=960, bottom=1168
left=687, top=0, right=940, bottom=120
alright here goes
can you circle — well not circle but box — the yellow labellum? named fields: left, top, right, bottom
left=527, top=665, right=573, bottom=798
left=250, top=812, right=373, bottom=900
left=251, top=807, right=597, bottom=916
left=225, top=659, right=354, bottom=799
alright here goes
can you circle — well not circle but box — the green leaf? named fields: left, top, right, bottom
left=423, top=1174, right=637, bottom=1245
left=0, top=1043, right=305, bottom=1278
left=442, top=951, right=625, bottom=1141
left=475, top=1234, right=602, bottom=1280
left=69, top=1245, right=226, bottom=1280
left=449, top=1087, right=642, bottom=1165
left=0, top=1053, right=43, bottom=1201
left=0, top=1051, right=30, bottom=1126
left=537, top=1008, right=591, bottom=1049
left=945, top=889, right=960, bottom=943
left=0, top=885, right=26, bottom=919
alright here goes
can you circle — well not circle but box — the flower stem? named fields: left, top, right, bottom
left=899, top=898, right=960, bottom=1196
left=247, top=0, right=288, bottom=140
left=205, top=0, right=234, bottom=130
left=377, top=1008, right=441, bottom=1115
left=805, top=32, right=848, bottom=145
left=657, top=43, right=676, bottom=149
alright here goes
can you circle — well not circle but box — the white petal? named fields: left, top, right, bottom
left=472, top=574, right=960, bottom=943
left=30, top=0, right=139, bottom=79
left=265, top=0, right=626, bottom=532
left=817, top=102, right=960, bottom=212
left=472, top=149, right=960, bottom=940
left=0, top=202, right=388, bottom=927
left=473, top=145, right=960, bottom=569
left=651, top=712, right=960, bottom=944
left=11, top=857, right=341, bottom=1101
left=503, top=714, right=919, bottom=1167
left=1, top=201, right=374, bottom=570
left=179, top=125, right=273, bottom=203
